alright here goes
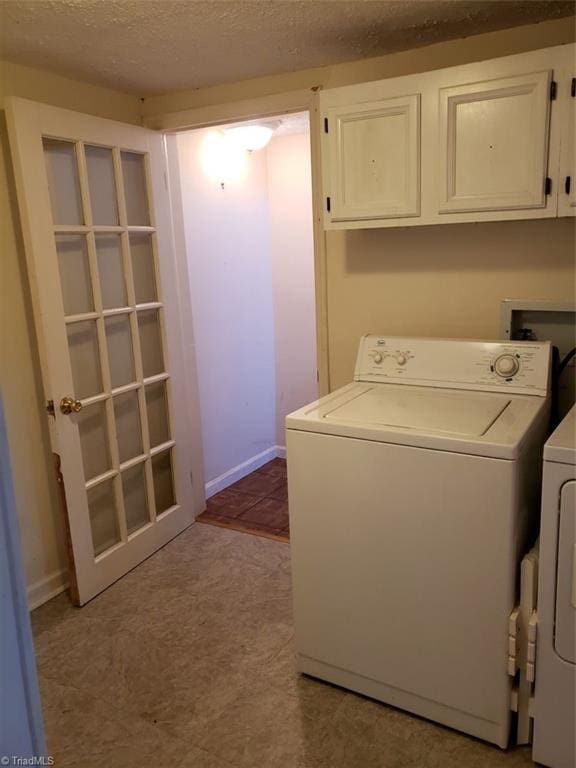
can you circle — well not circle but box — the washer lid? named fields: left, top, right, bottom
left=286, top=382, right=549, bottom=459
left=323, top=386, right=510, bottom=437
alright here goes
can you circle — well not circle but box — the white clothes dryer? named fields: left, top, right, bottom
left=533, top=406, right=576, bottom=768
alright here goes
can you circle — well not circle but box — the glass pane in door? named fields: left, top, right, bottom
left=130, top=234, right=157, bottom=303
left=152, top=450, right=175, bottom=515
left=105, top=315, right=135, bottom=389
left=95, top=234, right=128, bottom=310
left=122, top=463, right=149, bottom=534
left=145, top=381, right=170, bottom=447
left=138, top=310, right=164, bottom=377
left=121, top=151, right=150, bottom=225
left=85, top=145, right=119, bottom=225
left=43, top=139, right=83, bottom=224
left=56, top=235, right=93, bottom=316
left=77, top=401, right=111, bottom=480
left=87, top=480, right=121, bottom=556
left=114, top=390, right=143, bottom=463
left=67, top=320, right=103, bottom=399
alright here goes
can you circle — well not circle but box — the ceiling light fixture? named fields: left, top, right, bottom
left=224, top=121, right=279, bottom=152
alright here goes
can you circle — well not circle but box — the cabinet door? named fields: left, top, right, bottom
left=558, top=76, right=575, bottom=217
left=438, top=71, right=552, bottom=214
left=326, top=94, right=420, bottom=221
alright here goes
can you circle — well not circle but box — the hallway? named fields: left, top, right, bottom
left=198, top=458, right=289, bottom=541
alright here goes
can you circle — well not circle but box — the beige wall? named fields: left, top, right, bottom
left=327, top=220, right=575, bottom=388
left=0, top=61, right=141, bottom=606
left=141, top=18, right=576, bottom=391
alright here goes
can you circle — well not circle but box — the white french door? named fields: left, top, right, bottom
left=7, top=98, right=198, bottom=605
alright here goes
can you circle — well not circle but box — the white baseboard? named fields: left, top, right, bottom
left=27, top=447, right=287, bottom=607
left=205, top=446, right=277, bottom=498
left=27, top=569, right=68, bottom=611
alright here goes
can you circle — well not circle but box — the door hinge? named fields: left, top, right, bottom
left=545, top=177, right=552, bottom=196
left=566, top=176, right=572, bottom=195
left=46, top=399, right=55, bottom=418
left=326, top=196, right=331, bottom=212
left=550, top=80, right=557, bottom=100
left=571, top=77, right=576, bottom=98
left=324, top=117, right=329, bottom=133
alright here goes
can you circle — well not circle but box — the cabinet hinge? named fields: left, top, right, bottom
left=326, top=196, right=331, bottom=212
left=571, top=77, right=576, bottom=98
left=544, top=177, right=552, bottom=196
left=566, top=176, right=572, bottom=195
left=550, top=80, right=557, bottom=100
left=324, top=117, right=329, bottom=133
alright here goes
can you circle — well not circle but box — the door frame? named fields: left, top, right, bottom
left=145, top=88, right=331, bottom=396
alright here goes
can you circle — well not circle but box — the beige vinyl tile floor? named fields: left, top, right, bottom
left=32, top=524, right=536, bottom=768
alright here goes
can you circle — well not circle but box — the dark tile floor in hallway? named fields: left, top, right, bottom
left=197, top=458, right=289, bottom=541
left=32, top=524, right=536, bottom=767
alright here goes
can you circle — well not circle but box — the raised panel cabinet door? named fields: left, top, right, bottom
left=326, top=94, right=420, bottom=221
left=6, top=98, right=198, bottom=605
left=438, top=71, right=552, bottom=213
left=558, top=75, right=576, bottom=217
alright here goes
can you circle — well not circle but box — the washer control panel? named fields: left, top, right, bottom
left=355, top=335, right=551, bottom=395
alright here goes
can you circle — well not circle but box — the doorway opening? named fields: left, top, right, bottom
left=174, top=111, right=317, bottom=541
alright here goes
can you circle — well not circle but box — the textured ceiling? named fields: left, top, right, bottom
left=218, top=111, right=310, bottom=135
left=0, top=1, right=573, bottom=96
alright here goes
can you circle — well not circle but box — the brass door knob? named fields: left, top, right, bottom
left=60, top=396, right=83, bottom=415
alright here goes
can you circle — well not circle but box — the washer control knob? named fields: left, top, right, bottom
left=396, top=354, right=407, bottom=366
left=373, top=352, right=383, bottom=364
left=494, top=354, right=520, bottom=378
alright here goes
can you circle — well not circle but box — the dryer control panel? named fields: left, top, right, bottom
left=354, top=335, right=551, bottom=396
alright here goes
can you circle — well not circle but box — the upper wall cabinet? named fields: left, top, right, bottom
left=325, top=94, right=420, bottom=221
left=437, top=71, right=551, bottom=214
left=320, top=44, right=574, bottom=230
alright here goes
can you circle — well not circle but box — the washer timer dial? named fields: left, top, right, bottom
left=493, top=353, right=520, bottom=378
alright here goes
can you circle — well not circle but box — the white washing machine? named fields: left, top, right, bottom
left=286, top=335, right=551, bottom=749
left=533, top=406, right=576, bottom=768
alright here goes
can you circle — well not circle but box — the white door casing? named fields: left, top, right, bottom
left=7, top=98, right=198, bottom=605
left=438, top=71, right=552, bottom=213
left=326, top=94, right=420, bottom=221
